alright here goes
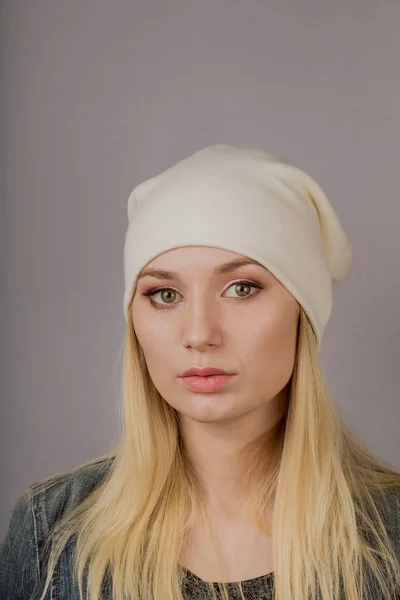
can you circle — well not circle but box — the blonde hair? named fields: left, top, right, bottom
left=32, top=300, right=400, bottom=600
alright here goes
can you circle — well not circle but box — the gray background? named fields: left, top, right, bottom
left=1, top=1, right=399, bottom=536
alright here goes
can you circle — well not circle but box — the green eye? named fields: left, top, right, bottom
left=142, top=280, right=263, bottom=307
left=226, top=282, right=253, bottom=297
left=159, top=289, right=178, bottom=304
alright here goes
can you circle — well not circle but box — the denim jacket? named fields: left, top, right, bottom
left=1, top=456, right=400, bottom=600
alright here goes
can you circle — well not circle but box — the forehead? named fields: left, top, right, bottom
left=137, top=246, right=267, bottom=280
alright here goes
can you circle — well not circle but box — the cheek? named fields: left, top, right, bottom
left=136, top=340, right=171, bottom=399
left=243, top=311, right=298, bottom=375
left=132, top=302, right=170, bottom=348
left=136, top=331, right=165, bottom=370
left=133, top=322, right=174, bottom=385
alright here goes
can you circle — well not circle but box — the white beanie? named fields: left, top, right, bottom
left=123, top=144, right=354, bottom=352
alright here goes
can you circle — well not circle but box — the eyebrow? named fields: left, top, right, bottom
left=137, top=258, right=263, bottom=281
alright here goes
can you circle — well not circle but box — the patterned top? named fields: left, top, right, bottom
left=181, top=566, right=275, bottom=599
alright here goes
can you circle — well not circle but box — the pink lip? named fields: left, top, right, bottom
left=180, top=374, right=235, bottom=393
left=180, top=366, right=234, bottom=377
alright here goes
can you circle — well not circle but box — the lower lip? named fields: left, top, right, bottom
left=180, top=374, right=235, bottom=392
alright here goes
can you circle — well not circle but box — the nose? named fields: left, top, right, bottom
left=181, top=295, right=222, bottom=351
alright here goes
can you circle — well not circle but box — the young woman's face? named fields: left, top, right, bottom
left=131, top=246, right=300, bottom=425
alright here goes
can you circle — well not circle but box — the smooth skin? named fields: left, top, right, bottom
left=131, top=245, right=300, bottom=582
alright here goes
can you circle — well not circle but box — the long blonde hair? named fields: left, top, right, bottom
left=33, top=301, right=400, bottom=600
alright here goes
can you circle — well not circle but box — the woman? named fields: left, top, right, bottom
left=1, top=144, right=399, bottom=600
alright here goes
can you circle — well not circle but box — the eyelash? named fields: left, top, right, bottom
left=141, top=280, right=264, bottom=308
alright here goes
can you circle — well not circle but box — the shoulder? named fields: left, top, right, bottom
left=30, top=453, right=116, bottom=531
left=363, top=485, right=400, bottom=596
left=0, top=486, right=40, bottom=599
left=381, top=485, right=400, bottom=556
left=364, top=484, right=400, bottom=568
left=374, top=484, right=400, bottom=532
left=0, top=454, right=116, bottom=599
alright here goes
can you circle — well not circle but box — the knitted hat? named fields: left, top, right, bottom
left=123, top=144, right=354, bottom=351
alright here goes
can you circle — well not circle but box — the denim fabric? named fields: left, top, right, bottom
left=0, top=459, right=114, bottom=600
left=1, top=456, right=399, bottom=599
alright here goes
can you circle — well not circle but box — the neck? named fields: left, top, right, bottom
left=178, top=391, right=287, bottom=518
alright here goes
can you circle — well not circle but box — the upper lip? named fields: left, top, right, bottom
left=180, top=366, right=234, bottom=377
